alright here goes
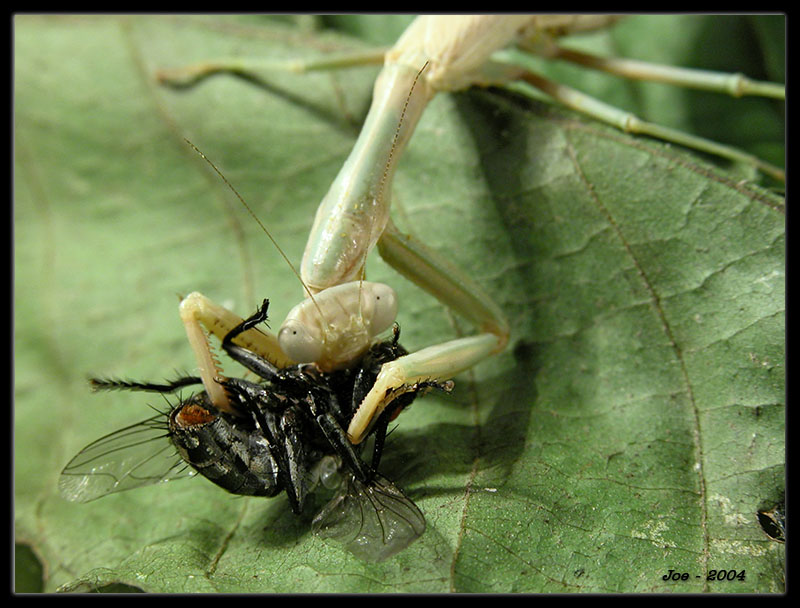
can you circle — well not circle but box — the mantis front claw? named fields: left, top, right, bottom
left=347, top=333, right=502, bottom=444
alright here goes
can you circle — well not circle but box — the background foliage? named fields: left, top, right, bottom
left=15, top=15, right=784, bottom=593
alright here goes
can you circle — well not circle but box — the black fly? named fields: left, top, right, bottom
left=60, top=299, right=450, bottom=561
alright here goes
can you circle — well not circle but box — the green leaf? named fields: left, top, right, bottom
left=15, top=15, right=784, bottom=593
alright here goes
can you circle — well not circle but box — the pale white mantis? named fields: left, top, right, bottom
left=164, top=15, right=785, bottom=449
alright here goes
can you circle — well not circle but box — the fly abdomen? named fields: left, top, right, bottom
left=169, top=396, right=281, bottom=497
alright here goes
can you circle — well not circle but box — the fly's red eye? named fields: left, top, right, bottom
left=176, top=403, right=216, bottom=427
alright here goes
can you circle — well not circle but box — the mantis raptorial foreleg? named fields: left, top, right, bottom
left=344, top=220, right=510, bottom=441
left=159, top=16, right=784, bottom=447
left=178, top=291, right=296, bottom=414
left=159, top=16, right=785, bottom=181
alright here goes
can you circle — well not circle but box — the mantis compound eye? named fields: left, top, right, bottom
left=362, top=282, right=398, bottom=336
left=279, top=319, right=324, bottom=363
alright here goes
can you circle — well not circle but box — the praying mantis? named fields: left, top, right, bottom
left=13, top=14, right=785, bottom=590
left=162, top=15, right=785, bottom=447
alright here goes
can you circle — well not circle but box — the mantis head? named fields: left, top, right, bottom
left=278, top=281, right=398, bottom=371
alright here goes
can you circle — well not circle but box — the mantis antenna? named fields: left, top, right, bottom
left=184, top=138, right=330, bottom=330
left=357, top=60, right=430, bottom=321
left=378, top=61, right=430, bottom=201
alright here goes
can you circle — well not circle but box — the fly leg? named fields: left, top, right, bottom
left=221, top=301, right=424, bottom=484
left=219, top=298, right=285, bottom=383
left=221, top=376, right=310, bottom=514
left=219, top=298, right=324, bottom=394
left=178, top=292, right=295, bottom=415
left=220, top=301, right=379, bottom=497
left=88, top=376, right=205, bottom=394
left=349, top=325, right=455, bottom=470
left=310, top=397, right=373, bottom=484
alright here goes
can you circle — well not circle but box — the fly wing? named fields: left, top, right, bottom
left=59, top=415, right=193, bottom=503
left=312, top=472, right=425, bottom=561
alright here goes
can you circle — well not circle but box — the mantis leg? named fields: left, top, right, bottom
left=543, top=46, right=785, bottom=99
left=518, top=71, right=784, bottom=182
left=346, top=220, right=509, bottom=444
left=156, top=49, right=387, bottom=88
left=157, top=17, right=784, bottom=181
left=491, top=48, right=785, bottom=181
left=178, top=292, right=294, bottom=413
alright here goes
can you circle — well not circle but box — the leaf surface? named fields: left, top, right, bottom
left=15, top=15, right=784, bottom=593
